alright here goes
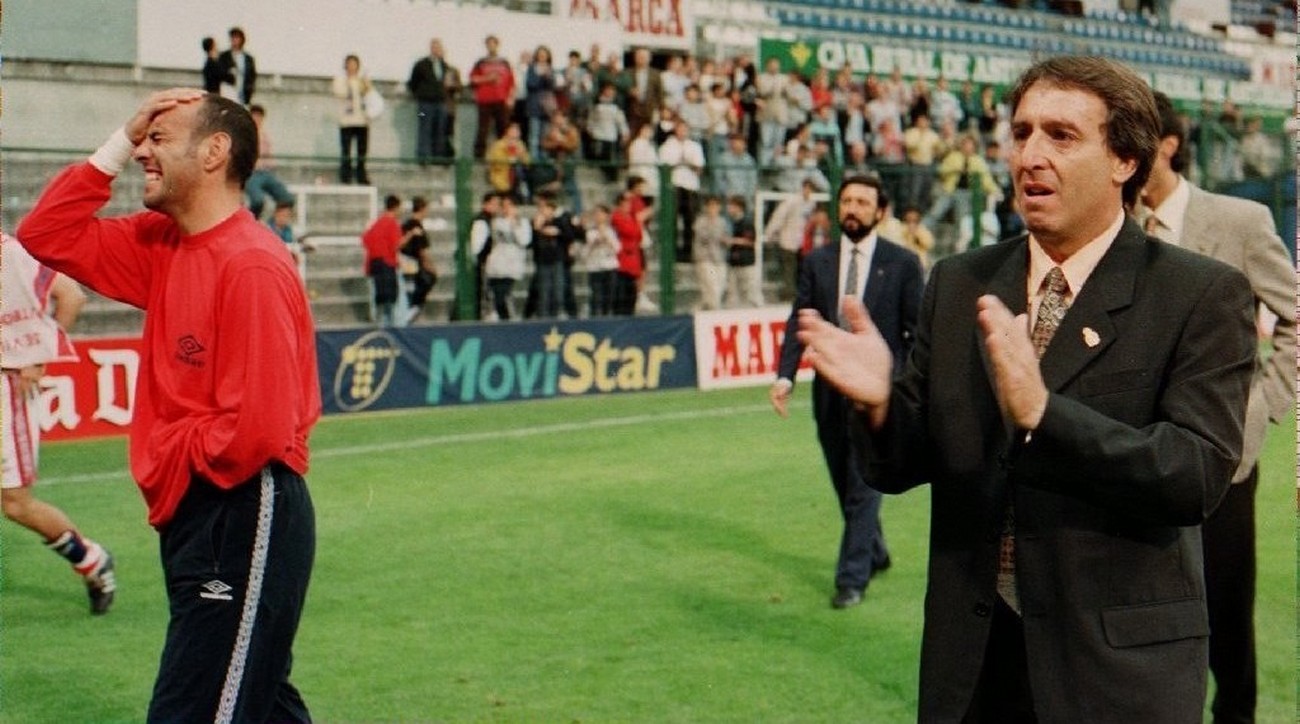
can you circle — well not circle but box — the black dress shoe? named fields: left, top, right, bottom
left=874, top=555, right=892, bottom=574
left=831, top=587, right=864, bottom=609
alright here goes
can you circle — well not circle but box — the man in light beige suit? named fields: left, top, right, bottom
left=1139, top=91, right=1295, bottom=724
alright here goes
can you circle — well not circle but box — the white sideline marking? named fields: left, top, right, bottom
left=40, top=402, right=798, bottom=487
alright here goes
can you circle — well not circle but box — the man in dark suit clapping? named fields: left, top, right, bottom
left=798, top=56, right=1255, bottom=722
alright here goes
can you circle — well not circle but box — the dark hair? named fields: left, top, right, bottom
left=193, top=95, right=258, bottom=187
left=481, top=191, right=498, bottom=206
left=384, top=194, right=402, bottom=211
left=228, top=27, right=245, bottom=42
left=1152, top=91, right=1189, bottom=174
left=838, top=173, right=888, bottom=210
left=626, top=175, right=645, bottom=191
left=202, top=37, right=215, bottom=52
left=411, top=195, right=429, bottom=213
left=274, top=200, right=295, bottom=212
left=1006, top=56, right=1159, bottom=208
left=726, top=195, right=747, bottom=210
left=248, top=104, right=266, bottom=116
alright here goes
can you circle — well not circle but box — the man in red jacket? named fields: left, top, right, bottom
left=362, top=194, right=406, bottom=326
left=17, top=88, right=320, bottom=723
left=469, top=35, right=516, bottom=159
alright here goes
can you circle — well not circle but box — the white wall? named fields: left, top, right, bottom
left=136, top=0, right=626, bottom=81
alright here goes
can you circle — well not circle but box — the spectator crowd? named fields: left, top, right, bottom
left=204, top=28, right=1286, bottom=325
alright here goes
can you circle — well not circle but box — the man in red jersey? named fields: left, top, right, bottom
left=17, top=88, right=320, bottom=724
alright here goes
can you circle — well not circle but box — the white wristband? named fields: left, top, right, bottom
left=88, top=127, right=134, bottom=177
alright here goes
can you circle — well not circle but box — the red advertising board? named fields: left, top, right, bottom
left=40, top=336, right=142, bottom=441
left=691, top=306, right=813, bottom=390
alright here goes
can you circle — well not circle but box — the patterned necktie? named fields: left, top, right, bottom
left=1030, top=267, right=1070, bottom=358
left=998, top=266, right=1070, bottom=613
left=841, top=248, right=860, bottom=330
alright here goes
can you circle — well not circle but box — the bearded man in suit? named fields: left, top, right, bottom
left=771, top=174, right=924, bottom=609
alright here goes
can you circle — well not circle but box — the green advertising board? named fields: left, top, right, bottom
left=758, top=36, right=1291, bottom=125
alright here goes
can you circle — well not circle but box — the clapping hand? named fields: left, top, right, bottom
left=796, top=296, right=893, bottom=429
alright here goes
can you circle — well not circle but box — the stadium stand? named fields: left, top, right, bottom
left=2, top=0, right=1290, bottom=334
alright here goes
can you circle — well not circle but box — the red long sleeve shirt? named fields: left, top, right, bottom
left=609, top=209, right=644, bottom=278
left=361, top=213, right=402, bottom=272
left=469, top=56, right=515, bottom=105
left=16, top=162, right=322, bottom=527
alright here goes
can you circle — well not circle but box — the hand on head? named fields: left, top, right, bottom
left=126, top=88, right=207, bottom=145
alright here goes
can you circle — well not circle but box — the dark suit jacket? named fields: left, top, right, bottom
left=217, top=49, right=257, bottom=105
left=855, top=219, right=1255, bottom=723
left=778, top=236, right=924, bottom=437
left=407, top=56, right=461, bottom=103
left=616, top=67, right=664, bottom=126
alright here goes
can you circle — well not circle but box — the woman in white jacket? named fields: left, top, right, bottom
left=332, top=54, right=375, bottom=184
left=483, top=197, right=532, bottom=320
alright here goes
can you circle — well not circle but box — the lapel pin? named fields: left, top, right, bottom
left=1082, top=327, right=1100, bottom=348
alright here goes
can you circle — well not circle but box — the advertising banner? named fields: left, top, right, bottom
left=692, top=306, right=812, bottom=390
left=759, top=36, right=1291, bottom=118
left=556, top=0, right=695, bottom=51
left=317, top=316, right=699, bottom=413
left=40, top=336, right=143, bottom=441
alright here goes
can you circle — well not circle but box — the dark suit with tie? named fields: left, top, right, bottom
left=854, top=219, right=1255, bottom=722
left=777, top=235, right=924, bottom=592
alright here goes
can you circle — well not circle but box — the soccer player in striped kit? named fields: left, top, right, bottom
left=0, top=233, right=116, bottom=615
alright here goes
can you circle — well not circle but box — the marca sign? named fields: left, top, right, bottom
left=559, top=0, right=694, bottom=49
left=40, top=337, right=143, bottom=441
left=693, top=307, right=813, bottom=390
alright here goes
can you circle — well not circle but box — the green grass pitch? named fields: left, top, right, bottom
left=1, top=386, right=1294, bottom=722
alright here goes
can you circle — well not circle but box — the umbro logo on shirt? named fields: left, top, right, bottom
left=200, top=579, right=234, bottom=601
left=175, top=334, right=207, bottom=368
